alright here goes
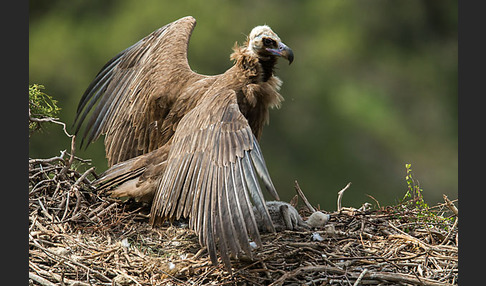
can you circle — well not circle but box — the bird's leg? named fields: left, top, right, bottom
left=279, top=204, right=294, bottom=230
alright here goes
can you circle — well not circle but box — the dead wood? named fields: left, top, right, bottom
left=29, top=130, right=458, bottom=285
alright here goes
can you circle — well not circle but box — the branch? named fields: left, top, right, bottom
left=30, top=235, right=112, bottom=283
left=443, top=194, right=458, bottom=216
left=59, top=135, right=77, bottom=178
left=353, top=268, right=368, bottom=286
left=29, top=115, right=73, bottom=138
left=294, top=180, right=316, bottom=213
left=337, top=182, right=352, bottom=212
left=29, top=272, right=57, bottom=286
left=269, top=264, right=453, bottom=286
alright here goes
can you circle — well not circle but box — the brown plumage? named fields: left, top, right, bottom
left=73, top=16, right=294, bottom=270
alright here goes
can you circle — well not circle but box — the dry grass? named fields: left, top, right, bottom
left=29, top=136, right=458, bottom=286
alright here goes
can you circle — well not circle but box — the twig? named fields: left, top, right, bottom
left=353, top=268, right=368, bottom=286
left=30, top=262, right=97, bottom=286
left=29, top=272, right=58, bottom=286
left=30, top=235, right=112, bottom=283
left=71, top=166, right=96, bottom=191
left=29, top=115, right=73, bottom=138
left=29, top=151, right=67, bottom=165
left=337, top=182, right=352, bottom=212
left=443, top=195, right=458, bottom=216
left=89, top=202, right=119, bottom=223
left=294, top=180, right=316, bottom=213
left=440, top=216, right=458, bottom=246
left=363, top=269, right=453, bottom=286
left=59, top=135, right=77, bottom=178
left=269, top=264, right=453, bottom=286
left=60, top=186, right=71, bottom=222
left=366, top=194, right=381, bottom=210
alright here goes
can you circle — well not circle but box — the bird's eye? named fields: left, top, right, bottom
left=263, top=38, right=274, bottom=47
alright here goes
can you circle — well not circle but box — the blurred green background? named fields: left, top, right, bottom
left=29, top=0, right=457, bottom=211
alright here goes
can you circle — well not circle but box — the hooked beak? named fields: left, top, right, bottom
left=266, top=42, right=294, bottom=65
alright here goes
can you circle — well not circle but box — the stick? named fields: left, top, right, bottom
left=353, top=268, right=368, bottom=286
left=29, top=116, right=73, bottom=138
left=440, top=216, right=458, bottom=245
left=29, top=272, right=58, bottom=286
left=71, top=166, right=96, bottom=191
left=294, top=180, right=316, bottom=213
left=30, top=235, right=112, bottom=283
left=30, top=262, right=96, bottom=286
left=59, top=135, right=76, bottom=178
left=29, top=152, right=67, bottom=165
left=443, top=195, right=458, bottom=216
left=337, top=182, right=352, bottom=212
left=269, top=264, right=453, bottom=286
left=89, top=202, right=119, bottom=223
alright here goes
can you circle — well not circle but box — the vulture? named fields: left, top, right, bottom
left=73, top=16, right=294, bottom=270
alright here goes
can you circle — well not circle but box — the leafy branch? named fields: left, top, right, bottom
left=29, top=84, right=71, bottom=137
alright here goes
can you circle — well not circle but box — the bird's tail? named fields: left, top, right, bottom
left=94, top=147, right=169, bottom=202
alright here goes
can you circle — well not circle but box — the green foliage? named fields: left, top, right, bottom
left=29, top=84, right=61, bottom=134
left=403, top=163, right=428, bottom=210
left=398, top=163, right=454, bottom=232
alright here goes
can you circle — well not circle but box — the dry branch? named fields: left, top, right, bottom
left=443, top=195, right=458, bottom=217
left=29, top=127, right=458, bottom=285
left=294, top=180, right=316, bottom=212
left=337, top=182, right=352, bottom=212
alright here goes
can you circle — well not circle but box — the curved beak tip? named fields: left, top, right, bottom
left=279, top=42, right=294, bottom=65
left=287, top=51, right=294, bottom=65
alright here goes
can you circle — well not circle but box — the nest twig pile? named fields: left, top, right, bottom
left=29, top=136, right=458, bottom=286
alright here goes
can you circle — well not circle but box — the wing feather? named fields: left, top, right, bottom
left=218, top=167, right=238, bottom=257
left=181, top=152, right=203, bottom=218
left=73, top=16, right=207, bottom=166
left=85, top=70, right=134, bottom=145
left=175, top=153, right=197, bottom=220
left=235, top=157, right=262, bottom=246
left=226, top=165, right=252, bottom=255
left=150, top=90, right=278, bottom=268
left=241, top=152, right=275, bottom=233
left=74, top=52, right=124, bottom=119
left=205, top=163, right=217, bottom=264
left=250, top=141, right=280, bottom=200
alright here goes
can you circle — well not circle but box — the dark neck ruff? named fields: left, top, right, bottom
left=259, top=57, right=277, bottom=82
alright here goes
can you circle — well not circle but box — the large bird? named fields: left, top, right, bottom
left=73, top=16, right=294, bottom=270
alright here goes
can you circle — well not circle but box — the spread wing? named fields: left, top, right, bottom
left=150, top=90, right=280, bottom=269
left=73, top=16, right=206, bottom=166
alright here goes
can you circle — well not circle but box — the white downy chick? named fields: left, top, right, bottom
left=306, top=211, right=330, bottom=228
left=253, top=201, right=330, bottom=232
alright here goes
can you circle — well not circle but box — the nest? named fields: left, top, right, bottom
left=29, top=136, right=458, bottom=286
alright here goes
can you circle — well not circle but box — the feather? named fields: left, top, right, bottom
left=241, top=152, right=275, bottom=233
left=74, top=52, right=123, bottom=119
left=198, top=157, right=214, bottom=246
left=226, top=164, right=252, bottom=255
left=218, top=166, right=239, bottom=255
left=73, top=71, right=112, bottom=137
left=206, top=163, right=218, bottom=265
left=235, top=157, right=262, bottom=247
left=74, top=16, right=293, bottom=271
left=189, top=153, right=209, bottom=231
left=180, top=152, right=202, bottom=219
left=249, top=141, right=279, bottom=200
left=75, top=16, right=200, bottom=166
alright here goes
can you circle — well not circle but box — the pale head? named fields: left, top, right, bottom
left=306, top=211, right=330, bottom=228
left=247, top=25, right=294, bottom=64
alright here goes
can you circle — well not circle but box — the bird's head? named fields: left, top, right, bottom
left=306, top=211, right=330, bottom=228
left=247, top=25, right=294, bottom=65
